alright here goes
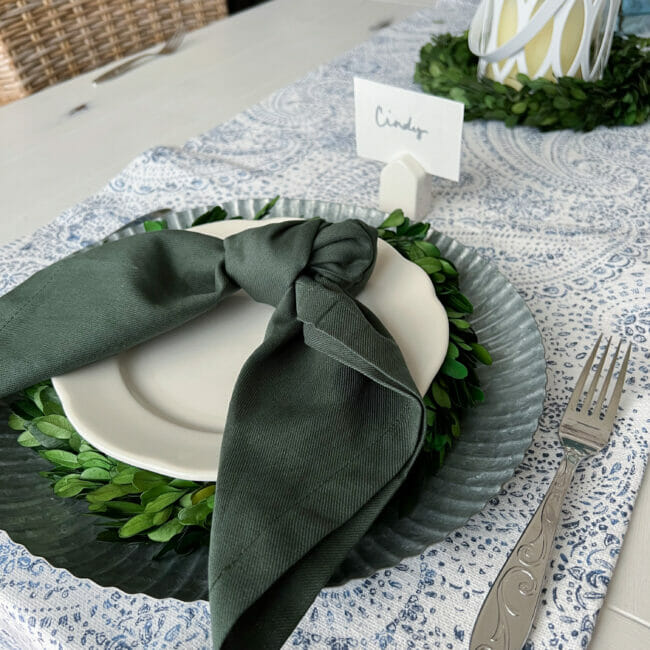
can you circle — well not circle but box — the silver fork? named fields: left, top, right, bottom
left=93, top=28, right=185, bottom=85
left=470, top=335, right=631, bottom=650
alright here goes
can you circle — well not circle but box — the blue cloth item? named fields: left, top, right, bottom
left=621, top=14, right=650, bottom=34
left=621, top=0, right=650, bottom=14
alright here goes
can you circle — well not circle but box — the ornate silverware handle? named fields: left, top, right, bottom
left=470, top=453, right=579, bottom=650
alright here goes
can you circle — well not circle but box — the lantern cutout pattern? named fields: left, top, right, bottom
left=468, top=0, right=621, bottom=86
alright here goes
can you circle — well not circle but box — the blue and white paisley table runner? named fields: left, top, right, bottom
left=1, top=1, right=648, bottom=647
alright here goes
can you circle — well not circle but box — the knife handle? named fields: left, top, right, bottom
left=470, top=454, right=578, bottom=650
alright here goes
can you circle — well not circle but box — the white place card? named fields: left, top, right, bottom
left=354, top=77, right=464, bottom=182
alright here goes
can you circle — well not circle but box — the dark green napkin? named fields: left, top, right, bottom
left=0, top=218, right=426, bottom=648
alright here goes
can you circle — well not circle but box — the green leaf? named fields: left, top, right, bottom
left=179, top=493, right=194, bottom=508
left=624, top=109, right=637, bottom=126
left=449, top=87, right=467, bottom=104
left=191, top=484, right=216, bottom=505
left=441, top=357, right=468, bottom=380
left=86, top=483, right=135, bottom=503
left=40, top=449, right=79, bottom=469
left=16, top=430, right=40, bottom=448
left=141, top=484, right=180, bottom=504
left=450, top=411, right=461, bottom=438
left=40, top=386, right=61, bottom=406
left=35, top=415, right=75, bottom=440
left=406, top=243, right=426, bottom=261
left=118, top=513, right=156, bottom=538
left=469, top=385, right=485, bottom=403
left=415, top=257, right=442, bottom=274
left=431, top=383, right=451, bottom=409
left=439, top=259, right=458, bottom=277
left=152, top=506, right=173, bottom=526
left=27, top=422, right=66, bottom=449
left=428, top=61, right=442, bottom=77
left=54, top=476, right=95, bottom=498
left=404, top=222, right=430, bottom=239
left=414, top=240, right=440, bottom=257
left=147, top=518, right=185, bottom=543
left=445, top=291, right=474, bottom=314
left=570, top=87, right=587, bottom=100
left=254, top=196, right=279, bottom=220
left=42, top=401, right=65, bottom=416
left=446, top=341, right=459, bottom=360
left=78, top=451, right=113, bottom=469
left=132, top=470, right=167, bottom=491
left=432, top=433, right=452, bottom=451
left=11, top=399, right=42, bottom=419
left=144, top=491, right=184, bottom=513
left=395, top=218, right=412, bottom=236
left=80, top=467, right=112, bottom=481
left=380, top=210, right=405, bottom=229
left=470, top=343, right=493, bottom=365
left=169, top=478, right=200, bottom=489
left=449, top=318, right=471, bottom=330
left=192, top=205, right=228, bottom=226
left=25, top=384, right=49, bottom=412
left=104, top=500, right=145, bottom=514
left=8, top=413, right=26, bottom=431
left=111, top=467, right=138, bottom=485
left=143, top=220, right=167, bottom=232
left=178, top=501, right=212, bottom=526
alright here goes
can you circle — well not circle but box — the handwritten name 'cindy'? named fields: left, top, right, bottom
left=375, top=105, right=428, bottom=141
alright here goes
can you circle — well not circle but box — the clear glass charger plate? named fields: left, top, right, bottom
left=0, top=198, right=546, bottom=600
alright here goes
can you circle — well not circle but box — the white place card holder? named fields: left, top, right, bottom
left=353, top=77, right=464, bottom=220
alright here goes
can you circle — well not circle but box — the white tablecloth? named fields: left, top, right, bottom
left=1, top=1, right=648, bottom=647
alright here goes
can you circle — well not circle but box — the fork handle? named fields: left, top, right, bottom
left=93, top=52, right=154, bottom=84
left=470, top=453, right=579, bottom=650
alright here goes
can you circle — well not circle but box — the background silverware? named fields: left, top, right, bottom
left=93, top=29, right=185, bottom=85
left=470, top=335, right=631, bottom=650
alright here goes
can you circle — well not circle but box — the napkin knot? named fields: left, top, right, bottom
left=223, top=218, right=377, bottom=306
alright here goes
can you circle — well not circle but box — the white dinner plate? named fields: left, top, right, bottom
left=53, top=216, right=448, bottom=480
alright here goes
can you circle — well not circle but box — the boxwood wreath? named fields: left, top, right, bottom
left=415, top=32, right=650, bottom=131
left=7, top=203, right=491, bottom=556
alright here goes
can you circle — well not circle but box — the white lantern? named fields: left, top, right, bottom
left=468, top=0, right=621, bottom=86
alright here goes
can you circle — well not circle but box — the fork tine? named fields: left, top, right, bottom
left=567, top=334, right=602, bottom=412
left=602, top=343, right=631, bottom=429
left=583, top=337, right=611, bottom=412
left=169, top=28, right=184, bottom=50
left=593, top=339, right=621, bottom=417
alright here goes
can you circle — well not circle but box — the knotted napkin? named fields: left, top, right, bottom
left=0, top=218, right=426, bottom=648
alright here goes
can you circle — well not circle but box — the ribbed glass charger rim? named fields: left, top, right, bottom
left=0, top=197, right=546, bottom=599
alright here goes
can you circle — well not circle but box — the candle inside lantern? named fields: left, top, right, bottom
left=485, top=0, right=585, bottom=87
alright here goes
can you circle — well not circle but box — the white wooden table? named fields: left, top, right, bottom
left=0, top=0, right=648, bottom=646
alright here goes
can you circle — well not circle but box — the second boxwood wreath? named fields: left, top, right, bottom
left=415, top=32, right=650, bottom=131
